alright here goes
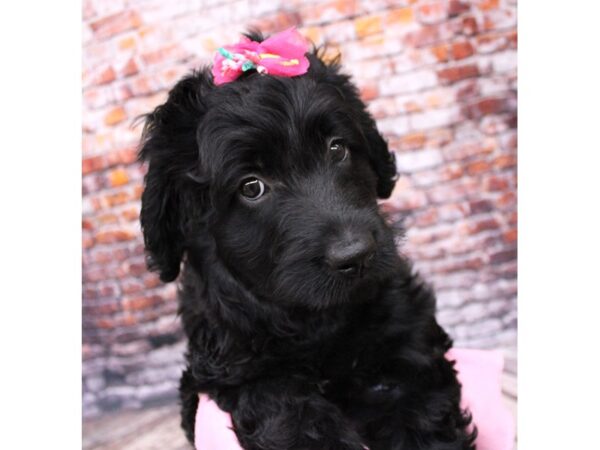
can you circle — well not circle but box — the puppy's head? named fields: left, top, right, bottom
left=139, top=32, right=399, bottom=309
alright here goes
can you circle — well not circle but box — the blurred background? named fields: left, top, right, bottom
left=82, top=0, right=516, bottom=447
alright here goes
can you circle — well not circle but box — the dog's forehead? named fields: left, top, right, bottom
left=204, top=76, right=358, bottom=176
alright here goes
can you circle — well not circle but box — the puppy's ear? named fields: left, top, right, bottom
left=138, top=69, right=212, bottom=282
left=355, top=111, right=397, bottom=199
left=313, top=54, right=397, bottom=199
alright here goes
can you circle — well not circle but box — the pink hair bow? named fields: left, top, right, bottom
left=212, top=28, right=311, bottom=86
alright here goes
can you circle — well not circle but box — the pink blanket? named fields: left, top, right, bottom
left=194, top=349, right=516, bottom=450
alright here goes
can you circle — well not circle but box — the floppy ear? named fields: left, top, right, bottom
left=341, top=88, right=398, bottom=198
left=312, top=53, right=397, bottom=199
left=357, top=112, right=397, bottom=199
left=138, top=69, right=213, bottom=282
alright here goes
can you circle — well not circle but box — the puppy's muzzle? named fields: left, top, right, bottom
left=326, top=230, right=376, bottom=278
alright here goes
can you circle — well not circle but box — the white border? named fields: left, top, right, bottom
left=0, top=1, right=81, bottom=448
left=520, top=0, right=600, bottom=448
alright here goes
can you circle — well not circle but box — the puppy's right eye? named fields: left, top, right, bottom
left=240, top=177, right=266, bottom=201
left=328, top=137, right=349, bottom=163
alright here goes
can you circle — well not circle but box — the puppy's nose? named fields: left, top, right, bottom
left=326, top=232, right=376, bottom=277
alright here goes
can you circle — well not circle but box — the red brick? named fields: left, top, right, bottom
left=496, top=191, right=517, bottom=210
left=92, top=249, right=112, bottom=264
left=398, top=132, right=427, bottom=151
left=118, top=35, right=136, bottom=50
left=460, top=16, right=479, bottom=36
left=430, top=43, right=449, bottom=62
left=489, top=248, right=517, bottom=265
left=82, top=155, right=107, bottom=175
left=104, top=106, right=127, bottom=126
left=95, top=319, right=115, bottom=329
left=107, top=147, right=137, bottom=167
left=89, top=10, right=142, bottom=40
left=442, top=163, right=465, bottom=180
left=476, top=33, right=508, bottom=53
left=448, top=1, right=471, bottom=17
left=493, top=154, right=517, bottom=170
left=105, top=191, right=130, bottom=207
left=121, top=207, right=139, bottom=222
left=507, top=30, right=517, bottom=49
left=405, top=25, right=444, bottom=48
left=484, top=175, right=510, bottom=191
left=131, top=244, right=145, bottom=257
left=113, top=248, right=130, bottom=261
left=465, top=217, right=500, bottom=234
left=87, top=303, right=120, bottom=315
left=129, top=75, right=160, bottom=96
left=355, top=14, right=382, bottom=38
left=83, top=288, right=98, bottom=301
left=467, top=160, right=491, bottom=175
left=120, top=314, right=137, bottom=327
left=122, top=281, right=144, bottom=295
left=455, top=79, right=480, bottom=100
left=451, top=41, right=474, bottom=59
left=123, top=295, right=162, bottom=312
left=415, top=208, right=439, bottom=227
left=469, top=199, right=494, bottom=215
left=503, top=229, right=517, bottom=243
left=482, top=10, right=516, bottom=32
left=97, top=213, right=118, bottom=225
left=444, top=140, right=495, bottom=160
left=408, top=226, right=453, bottom=245
left=84, top=267, right=105, bottom=283
left=434, top=257, right=483, bottom=274
left=477, top=0, right=499, bottom=11
left=143, top=274, right=161, bottom=288
left=463, top=97, right=507, bottom=119
left=385, top=7, right=415, bottom=25
left=98, top=284, right=117, bottom=297
left=94, top=229, right=136, bottom=244
left=426, top=128, right=454, bottom=147
left=437, top=64, right=479, bottom=84
left=108, top=168, right=129, bottom=187
left=127, top=261, right=147, bottom=277
left=418, top=2, right=448, bottom=24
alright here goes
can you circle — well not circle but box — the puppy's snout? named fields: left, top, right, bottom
left=326, top=231, right=376, bottom=278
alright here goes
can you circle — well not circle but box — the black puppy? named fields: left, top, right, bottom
left=138, top=32, right=476, bottom=450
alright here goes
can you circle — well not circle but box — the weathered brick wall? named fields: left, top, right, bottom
left=83, top=0, right=517, bottom=417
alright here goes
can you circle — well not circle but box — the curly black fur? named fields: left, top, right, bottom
left=138, top=31, right=476, bottom=450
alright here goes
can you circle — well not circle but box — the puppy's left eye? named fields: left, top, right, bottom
left=329, top=138, right=349, bottom=163
left=240, top=177, right=267, bottom=201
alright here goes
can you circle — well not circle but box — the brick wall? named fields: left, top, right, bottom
left=82, top=0, right=517, bottom=417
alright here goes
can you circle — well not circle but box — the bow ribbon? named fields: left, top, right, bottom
left=212, top=28, right=311, bottom=85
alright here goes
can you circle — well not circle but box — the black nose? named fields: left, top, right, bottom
left=326, top=231, right=376, bottom=277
